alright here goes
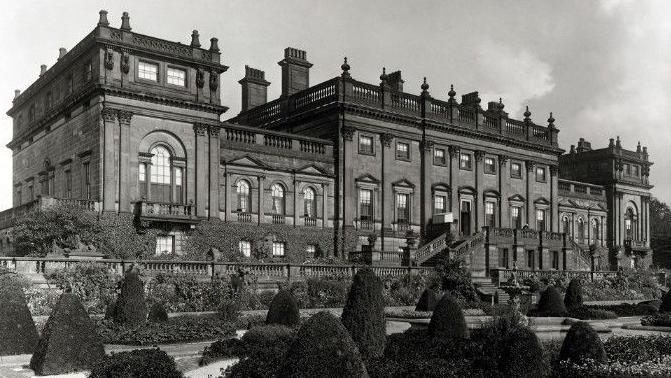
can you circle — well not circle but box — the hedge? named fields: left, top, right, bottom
left=341, top=268, right=386, bottom=360
left=89, top=348, right=182, bottom=378
left=226, top=325, right=295, bottom=377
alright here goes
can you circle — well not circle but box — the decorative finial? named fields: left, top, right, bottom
left=523, top=105, right=531, bottom=121
left=448, top=84, right=456, bottom=98
left=120, top=11, right=131, bottom=31
left=98, top=10, right=109, bottom=27
left=609, top=138, right=615, bottom=148
left=191, top=30, right=201, bottom=48
left=380, top=67, right=387, bottom=82
left=341, top=57, right=350, bottom=78
left=637, top=141, right=642, bottom=153
left=421, top=77, right=429, bottom=92
left=616, top=136, right=621, bottom=148
left=547, top=112, right=555, bottom=128
left=497, top=97, right=504, bottom=111
left=209, top=38, right=220, bottom=53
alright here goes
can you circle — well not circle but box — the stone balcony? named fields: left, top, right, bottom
left=134, top=200, right=199, bottom=225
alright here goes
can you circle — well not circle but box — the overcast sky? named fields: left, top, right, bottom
left=1, top=0, right=669, bottom=210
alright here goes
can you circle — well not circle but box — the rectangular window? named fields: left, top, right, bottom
left=239, top=241, right=251, bottom=257
left=484, top=157, right=496, bottom=174
left=552, top=251, right=559, bottom=270
left=358, top=135, right=374, bottom=155
left=527, top=250, right=535, bottom=269
left=359, top=189, right=373, bottom=229
left=138, top=61, right=159, bottom=81
left=83, top=162, right=91, bottom=199
left=536, top=209, right=546, bottom=231
left=625, top=164, right=631, bottom=175
left=155, top=235, right=174, bottom=255
left=167, top=67, right=186, bottom=86
left=511, top=162, right=522, bottom=179
left=272, top=242, right=285, bottom=257
left=175, top=167, right=183, bottom=204
left=16, top=188, right=21, bottom=205
left=499, top=248, right=509, bottom=268
left=48, top=175, right=54, bottom=196
left=395, top=142, right=410, bottom=160
left=85, top=61, right=92, bottom=82
left=28, top=185, right=33, bottom=201
left=460, top=153, right=472, bottom=170
left=536, top=167, right=547, bottom=182
left=396, top=193, right=409, bottom=224
left=66, top=74, right=73, bottom=95
left=434, top=148, right=446, bottom=165
left=485, top=201, right=496, bottom=227
left=65, top=170, right=72, bottom=198
left=434, top=195, right=446, bottom=214
left=306, top=244, right=318, bottom=258
left=511, top=206, right=521, bottom=229
left=633, top=165, right=639, bottom=176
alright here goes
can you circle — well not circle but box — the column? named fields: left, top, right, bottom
left=208, top=125, right=221, bottom=220
left=380, top=133, right=393, bottom=245
left=223, top=168, right=229, bottom=221
left=644, top=197, right=650, bottom=246
left=550, top=166, right=559, bottom=232
left=342, top=127, right=356, bottom=229
left=498, top=155, right=509, bottom=227
left=193, top=123, right=208, bottom=217
left=117, top=110, right=132, bottom=213
left=293, top=176, right=299, bottom=227
left=421, top=140, right=434, bottom=239
left=101, top=108, right=117, bottom=212
left=601, top=215, right=606, bottom=247
left=618, top=193, right=624, bottom=246
left=449, top=146, right=460, bottom=217
left=322, top=183, right=328, bottom=228
left=525, top=160, right=534, bottom=228
left=257, top=175, right=265, bottom=225
left=475, top=151, right=484, bottom=231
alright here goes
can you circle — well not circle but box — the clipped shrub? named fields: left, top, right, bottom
left=341, top=267, right=386, bottom=360
left=113, top=269, right=147, bottom=325
left=0, top=277, right=39, bottom=355
left=415, top=288, right=439, bottom=312
left=148, top=302, right=169, bottom=323
left=605, top=335, right=671, bottom=363
left=280, top=311, right=368, bottom=377
left=564, top=279, right=583, bottom=309
left=218, top=293, right=241, bottom=322
left=30, top=293, right=105, bottom=375
left=226, top=325, right=295, bottom=377
left=660, top=290, right=671, bottom=313
left=429, top=294, right=469, bottom=339
left=200, top=338, right=242, bottom=366
left=568, top=306, right=617, bottom=320
left=266, top=289, right=300, bottom=327
left=641, top=312, right=671, bottom=327
left=499, top=326, right=547, bottom=377
left=89, top=348, right=182, bottom=378
left=534, top=286, right=566, bottom=317
left=559, top=321, right=607, bottom=365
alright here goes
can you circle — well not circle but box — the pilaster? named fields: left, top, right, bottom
left=101, top=108, right=117, bottom=212
left=449, top=146, right=460, bottom=215
left=380, top=133, right=394, bottom=245
left=117, top=110, right=132, bottom=213
left=342, top=126, right=356, bottom=229
left=550, top=165, right=559, bottom=232
left=193, top=123, right=208, bottom=217
left=208, top=125, right=221, bottom=220
left=525, top=160, right=535, bottom=228
left=475, top=150, right=485, bottom=231
left=420, top=140, right=434, bottom=239
left=498, top=155, right=509, bottom=227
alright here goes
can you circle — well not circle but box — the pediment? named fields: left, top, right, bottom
left=297, top=164, right=330, bottom=176
left=534, top=197, right=550, bottom=205
left=225, top=155, right=270, bottom=169
left=355, top=174, right=380, bottom=184
left=508, top=194, right=526, bottom=203
left=392, top=179, right=415, bottom=188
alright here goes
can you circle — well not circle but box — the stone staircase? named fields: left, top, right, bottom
left=472, top=276, right=510, bottom=304
left=415, top=232, right=484, bottom=266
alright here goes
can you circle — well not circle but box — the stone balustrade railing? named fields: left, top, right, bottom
left=490, top=268, right=618, bottom=285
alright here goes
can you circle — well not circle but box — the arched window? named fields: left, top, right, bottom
left=625, top=207, right=637, bottom=240
left=271, top=184, right=285, bottom=215
left=236, top=180, right=251, bottom=213
left=591, top=219, right=600, bottom=243
left=577, top=218, right=585, bottom=244
left=138, top=145, right=184, bottom=203
left=304, top=187, right=315, bottom=218
left=562, top=216, right=571, bottom=236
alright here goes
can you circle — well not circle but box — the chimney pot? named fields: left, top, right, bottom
left=209, top=38, right=220, bottom=53
left=120, top=11, right=131, bottom=31
left=239, top=65, right=271, bottom=112
left=278, top=47, right=312, bottom=97
left=40, top=64, right=47, bottom=77
left=58, top=48, right=67, bottom=60
left=14, top=89, right=21, bottom=99
left=98, top=10, right=109, bottom=27
left=191, top=30, right=201, bottom=48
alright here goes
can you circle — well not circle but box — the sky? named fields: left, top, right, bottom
left=0, top=0, right=670, bottom=210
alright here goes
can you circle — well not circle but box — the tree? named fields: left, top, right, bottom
left=113, top=268, right=147, bottom=325
left=0, top=276, right=39, bottom=355
left=559, top=321, right=607, bottom=365
left=433, top=258, right=479, bottom=304
left=429, top=294, right=469, bottom=338
left=651, top=198, right=671, bottom=268
left=564, top=279, right=583, bottom=309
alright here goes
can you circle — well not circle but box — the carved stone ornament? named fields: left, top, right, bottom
left=474, top=150, right=485, bottom=162
left=526, top=160, right=536, bottom=171
left=341, top=126, right=356, bottom=141
left=208, top=125, right=221, bottom=137
left=196, top=69, right=205, bottom=89
left=193, top=123, right=208, bottom=136
left=380, top=133, right=394, bottom=148
left=209, top=71, right=219, bottom=90
left=499, top=155, right=509, bottom=167
left=448, top=145, right=460, bottom=158
left=421, top=140, right=435, bottom=152
left=101, top=107, right=117, bottom=122
left=120, top=53, right=130, bottom=74
left=104, top=48, right=114, bottom=70
left=117, top=110, right=133, bottom=125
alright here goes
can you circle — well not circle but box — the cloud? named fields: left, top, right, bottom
left=474, top=40, right=555, bottom=117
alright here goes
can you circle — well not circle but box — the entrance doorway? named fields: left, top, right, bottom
left=460, top=200, right=471, bottom=235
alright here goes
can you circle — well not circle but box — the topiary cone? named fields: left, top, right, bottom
left=500, top=326, right=547, bottom=377
left=429, top=294, right=469, bottom=338
left=266, top=289, right=300, bottom=327
left=0, top=280, right=39, bottom=355
left=280, top=311, right=369, bottom=377
left=341, top=267, right=386, bottom=360
left=415, top=288, right=439, bottom=312
left=535, top=286, right=566, bottom=317
left=30, top=292, right=105, bottom=375
left=113, top=268, right=147, bottom=325
left=660, top=290, right=671, bottom=313
left=564, top=279, right=583, bottom=309
left=559, top=321, right=607, bottom=364
left=148, top=302, right=169, bottom=323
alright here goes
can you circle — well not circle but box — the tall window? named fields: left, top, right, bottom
left=562, top=216, right=570, bottom=235
left=460, top=153, right=472, bottom=170
left=64, top=170, right=72, bottom=198
left=434, top=195, right=447, bottom=214
left=359, top=135, right=373, bottom=154
left=138, top=61, right=159, bottom=81
left=484, top=157, right=496, bottom=174
left=396, top=193, right=409, bottom=225
left=396, top=142, right=410, bottom=160
left=238, top=241, right=251, bottom=257
left=536, top=167, right=547, bottom=182
left=511, top=206, right=522, bottom=229
left=510, top=162, right=522, bottom=178
left=304, top=187, right=316, bottom=217
left=591, top=219, right=600, bottom=243
left=625, top=208, right=636, bottom=240
left=236, top=180, right=251, bottom=212
left=499, top=248, right=509, bottom=268
left=16, top=187, right=21, bottom=205
left=84, top=61, right=92, bottom=81
left=359, top=189, right=373, bottom=228
left=434, top=148, right=446, bottom=165
left=272, top=242, right=285, bottom=257
left=151, top=146, right=172, bottom=203
left=527, top=250, right=535, bottom=269
left=175, top=167, right=183, bottom=204
left=83, top=162, right=91, bottom=199
left=271, top=184, right=285, bottom=214
left=155, top=235, right=174, bottom=255
left=28, top=185, right=34, bottom=201
left=577, top=218, right=585, bottom=243
left=485, top=201, right=496, bottom=227
left=29, top=104, right=35, bottom=122
left=536, top=209, right=546, bottom=231
left=139, top=163, right=147, bottom=199
left=66, top=74, right=73, bottom=95
left=552, top=251, right=559, bottom=270
left=167, top=67, right=186, bottom=86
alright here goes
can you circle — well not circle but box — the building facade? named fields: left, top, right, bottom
left=1, top=10, right=653, bottom=271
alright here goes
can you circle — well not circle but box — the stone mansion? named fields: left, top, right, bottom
left=1, top=11, right=654, bottom=274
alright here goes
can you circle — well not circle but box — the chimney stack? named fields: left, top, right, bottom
left=14, top=90, right=21, bottom=99
left=386, top=70, right=404, bottom=92
left=191, top=30, right=201, bottom=48
left=278, top=47, right=312, bottom=97
left=239, top=66, right=271, bottom=112
left=40, top=64, right=47, bottom=77
left=209, top=38, right=220, bottom=53
left=98, top=10, right=109, bottom=27
left=120, top=11, right=131, bottom=31
left=58, top=48, right=67, bottom=60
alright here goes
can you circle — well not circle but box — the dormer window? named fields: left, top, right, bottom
left=138, top=61, right=159, bottom=81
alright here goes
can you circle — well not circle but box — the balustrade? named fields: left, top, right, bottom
left=304, top=217, right=317, bottom=227
left=264, top=134, right=293, bottom=149
left=139, top=201, right=194, bottom=218
left=237, top=212, right=252, bottom=223
left=272, top=214, right=286, bottom=224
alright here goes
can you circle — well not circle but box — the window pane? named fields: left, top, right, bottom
left=239, top=241, right=251, bottom=257
left=139, top=62, right=158, bottom=81
left=150, top=146, right=171, bottom=184
left=155, top=235, right=174, bottom=255
left=272, top=242, right=285, bottom=256
left=359, top=136, right=373, bottom=154
left=167, top=67, right=186, bottom=86
left=271, top=184, right=285, bottom=214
